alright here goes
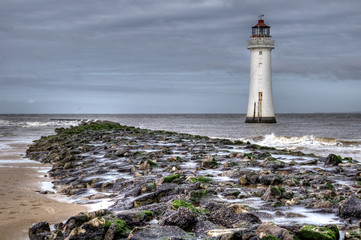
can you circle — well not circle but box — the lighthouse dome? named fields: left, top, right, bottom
left=252, top=16, right=271, bottom=37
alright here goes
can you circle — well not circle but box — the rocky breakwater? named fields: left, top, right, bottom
left=26, top=121, right=361, bottom=240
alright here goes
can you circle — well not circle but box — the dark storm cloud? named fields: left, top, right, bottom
left=0, top=0, right=361, bottom=113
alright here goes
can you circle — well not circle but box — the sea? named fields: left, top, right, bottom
left=1, top=113, right=360, bottom=161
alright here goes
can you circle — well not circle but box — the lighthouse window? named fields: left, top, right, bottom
left=259, top=51, right=262, bottom=55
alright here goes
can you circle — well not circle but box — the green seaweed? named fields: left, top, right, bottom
left=147, top=160, right=158, bottom=167
left=163, top=174, right=180, bottom=183
left=172, top=200, right=198, bottom=213
left=261, top=235, right=282, bottom=240
left=104, top=218, right=132, bottom=237
left=299, top=225, right=338, bottom=240
left=190, top=177, right=212, bottom=184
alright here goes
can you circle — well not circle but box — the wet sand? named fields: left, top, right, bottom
left=0, top=142, right=87, bottom=240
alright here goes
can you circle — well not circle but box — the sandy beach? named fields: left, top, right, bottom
left=0, top=142, right=87, bottom=240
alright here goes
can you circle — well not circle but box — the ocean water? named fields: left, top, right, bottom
left=0, top=113, right=360, bottom=161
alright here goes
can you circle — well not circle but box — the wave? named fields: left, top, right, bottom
left=245, top=133, right=361, bottom=147
left=0, top=119, right=82, bottom=128
left=241, top=133, right=361, bottom=160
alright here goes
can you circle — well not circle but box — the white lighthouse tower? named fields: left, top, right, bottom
left=245, top=15, right=276, bottom=123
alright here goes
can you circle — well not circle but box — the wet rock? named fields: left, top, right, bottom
left=62, top=213, right=90, bottom=235
left=159, top=207, right=196, bottom=230
left=324, top=154, right=343, bottom=166
left=206, top=202, right=260, bottom=228
left=345, top=229, right=361, bottom=240
left=259, top=174, right=283, bottom=186
left=299, top=224, right=339, bottom=240
left=65, top=217, right=109, bottom=240
left=115, top=209, right=154, bottom=227
left=192, top=220, right=221, bottom=238
left=339, top=196, right=361, bottom=218
left=256, top=222, right=294, bottom=240
left=207, top=228, right=245, bottom=239
left=127, top=225, right=196, bottom=240
left=285, top=212, right=306, bottom=218
left=29, top=221, right=51, bottom=240
left=135, top=202, right=168, bottom=216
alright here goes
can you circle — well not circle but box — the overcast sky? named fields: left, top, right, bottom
left=1, top=0, right=361, bottom=114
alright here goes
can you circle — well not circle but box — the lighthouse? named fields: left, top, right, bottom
left=245, top=15, right=276, bottom=123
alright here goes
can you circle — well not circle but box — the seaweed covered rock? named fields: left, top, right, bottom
left=29, top=221, right=51, bottom=240
left=127, top=225, right=197, bottom=240
left=345, top=229, right=361, bottom=240
left=115, top=209, right=154, bottom=227
left=323, top=154, right=343, bottom=166
left=299, top=224, right=339, bottom=240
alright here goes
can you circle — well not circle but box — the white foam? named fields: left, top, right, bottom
left=41, top=181, right=55, bottom=192
left=179, top=162, right=197, bottom=169
left=0, top=159, right=38, bottom=164
left=272, top=206, right=341, bottom=225
left=243, top=133, right=361, bottom=161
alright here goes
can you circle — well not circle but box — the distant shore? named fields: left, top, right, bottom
left=0, top=141, right=87, bottom=240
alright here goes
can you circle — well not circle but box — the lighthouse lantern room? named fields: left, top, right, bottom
left=245, top=15, right=276, bottom=123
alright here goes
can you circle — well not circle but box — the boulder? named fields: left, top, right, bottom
left=115, top=210, right=154, bottom=227
left=159, top=207, right=196, bottom=230
left=207, top=228, right=245, bottom=239
left=324, top=154, right=343, bottom=166
left=256, top=222, right=294, bottom=240
left=65, top=217, right=108, bottom=240
left=206, top=202, right=260, bottom=228
left=29, top=222, right=51, bottom=240
left=192, top=220, right=221, bottom=238
left=127, top=225, right=196, bottom=240
left=339, top=196, right=361, bottom=218
left=299, top=224, right=339, bottom=240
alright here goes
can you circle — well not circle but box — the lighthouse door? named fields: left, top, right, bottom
left=258, top=92, right=263, bottom=122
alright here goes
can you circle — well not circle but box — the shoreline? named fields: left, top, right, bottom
left=0, top=141, right=87, bottom=240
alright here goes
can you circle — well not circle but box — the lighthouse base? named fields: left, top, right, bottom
left=245, top=117, right=277, bottom=123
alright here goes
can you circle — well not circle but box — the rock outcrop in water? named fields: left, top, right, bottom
left=26, top=121, right=361, bottom=239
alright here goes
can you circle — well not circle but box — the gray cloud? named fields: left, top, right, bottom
left=1, top=0, right=361, bottom=113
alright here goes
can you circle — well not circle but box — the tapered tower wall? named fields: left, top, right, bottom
left=245, top=18, right=276, bottom=123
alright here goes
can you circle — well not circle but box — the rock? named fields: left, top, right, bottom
left=259, top=174, right=283, bottom=186
left=324, top=154, right=343, bottom=166
left=345, top=229, right=361, bottom=240
left=66, top=217, right=108, bottom=240
left=206, top=202, right=261, bottom=228
left=339, top=196, right=361, bottom=218
left=256, top=222, right=294, bottom=240
left=127, top=225, right=196, bottom=240
left=29, top=222, right=51, bottom=240
left=115, top=210, right=154, bottom=227
left=159, top=207, right=196, bottom=230
left=228, top=204, right=248, bottom=214
left=207, top=228, right=245, bottom=239
left=285, top=212, right=306, bottom=218
left=192, top=220, right=221, bottom=238
left=299, top=224, right=339, bottom=240
left=62, top=214, right=90, bottom=235
left=201, top=159, right=219, bottom=169
left=103, top=218, right=132, bottom=239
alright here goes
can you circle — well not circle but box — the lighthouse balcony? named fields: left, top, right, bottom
left=248, top=38, right=274, bottom=49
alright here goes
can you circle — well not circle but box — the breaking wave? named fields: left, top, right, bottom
left=0, top=119, right=81, bottom=128
left=241, top=133, right=361, bottom=160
